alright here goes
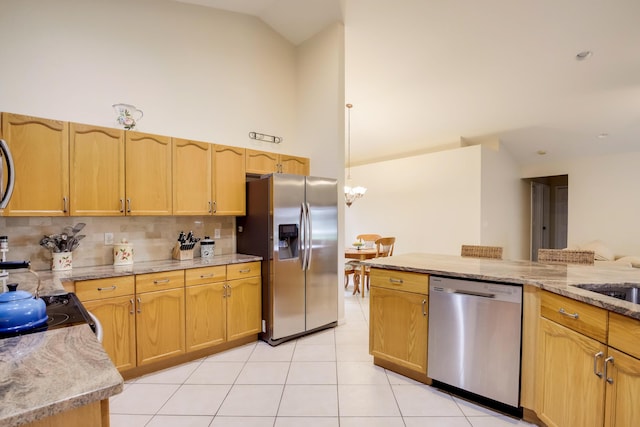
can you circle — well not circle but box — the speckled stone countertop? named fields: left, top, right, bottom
left=365, top=253, right=640, bottom=320
left=0, top=254, right=262, bottom=427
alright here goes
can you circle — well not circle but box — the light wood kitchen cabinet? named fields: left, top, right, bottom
left=536, top=316, right=606, bottom=427
left=69, top=123, right=125, bottom=216
left=604, top=312, right=640, bottom=427
left=369, top=268, right=429, bottom=374
left=212, top=144, right=246, bottom=215
left=226, top=262, right=262, bottom=341
left=1, top=112, right=69, bottom=216
left=125, top=131, right=172, bottom=215
left=76, top=276, right=136, bottom=372
left=185, top=265, right=227, bottom=351
left=135, top=271, right=185, bottom=366
left=172, top=138, right=212, bottom=215
left=245, top=148, right=309, bottom=176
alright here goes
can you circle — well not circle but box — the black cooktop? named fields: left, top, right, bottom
left=0, top=292, right=96, bottom=339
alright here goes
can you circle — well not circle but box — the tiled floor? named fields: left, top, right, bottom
left=110, top=288, right=536, bottom=427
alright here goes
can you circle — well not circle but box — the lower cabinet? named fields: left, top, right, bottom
left=535, top=291, right=640, bottom=427
left=185, top=266, right=227, bottom=351
left=226, top=262, right=262, bottom=341
left=135, top=271, right=186, bottom=366
left=369, top=268, right=429, bottom=374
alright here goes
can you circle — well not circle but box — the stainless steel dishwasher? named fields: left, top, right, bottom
left=427, top=276, right=522, bottom=408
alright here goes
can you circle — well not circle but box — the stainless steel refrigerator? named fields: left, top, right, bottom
left=237, top=174, right=338, bottom=345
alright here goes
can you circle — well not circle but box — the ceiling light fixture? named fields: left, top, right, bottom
left=537, top=150, right=547, bottom=156
left=598, top=133, right=609, bottom=139
left=344, top=103, right=366, bottom=207
left=575, top=50, right=593, bottom=61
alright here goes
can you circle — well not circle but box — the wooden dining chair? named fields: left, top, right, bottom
left=344, top=261, right=360, bottom=289
left=460, top=244, right=503, bottom=259
left=537, top=249, right=595, bottom=265
left=357, top=237, right=396, bottom=292
left=356, top=233, right=382, bottom=248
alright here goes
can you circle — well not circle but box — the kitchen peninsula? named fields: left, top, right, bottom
left=365, top=253, right=640, bottom=427
left=0, top=254, right=261, bottom=427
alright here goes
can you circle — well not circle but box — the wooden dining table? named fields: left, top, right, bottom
left=345, top=247, right=378, bottom=297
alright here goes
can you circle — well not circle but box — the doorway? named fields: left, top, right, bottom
left=528, top=175, right=568, bottom=261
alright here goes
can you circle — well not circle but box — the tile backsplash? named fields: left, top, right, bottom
left=0, top=216, right=236, bottom=271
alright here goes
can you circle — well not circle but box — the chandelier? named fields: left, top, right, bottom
left=345, top=103, right=367, bottom=207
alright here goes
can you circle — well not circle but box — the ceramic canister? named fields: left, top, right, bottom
left=113, top=239, right=134, bottom=265
left=200, top=237, right=215, bottom=259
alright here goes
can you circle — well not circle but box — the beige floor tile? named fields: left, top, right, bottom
left=392, top=384, right=464, bottom=417
left=337, top=361, right=389, bottom=384
left=286, top=361, right=337, bottom=384
left=340, top=417, right=405, bottom=427
left=275, top=416, right=339, bottom=427
left=109, top=414, right=153, bottom=427
left=135, top=361, right=201, bottom=384
left=210, top=416, right=276, bottom=426
left=292, top=343, right=336, bottom=361
left=249, top=341, right=296, bottom=362
left=235, top=361, right=290, bottom=384
left=205, top=342, right=257, bottom=362
left=337, top=384, right=401, bottom=417
left=157, top=384, right=231, bottom=415
left=404, top=417, right=472, bottom=427
left=185, top=361, right=244, bottom=384
left=110, top=384, right=180, bottom=414
left=146, top=415, right=214, bottom=426
left=217, top=384, right=284, bottom=416
left=277, top=385, right=339, bottom=416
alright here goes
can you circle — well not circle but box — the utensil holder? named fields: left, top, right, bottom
left=172, top=243, right=194, bottom=261
left=52, top=252, right=72, bottom=271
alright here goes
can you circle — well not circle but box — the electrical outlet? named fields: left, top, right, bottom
left=214, top=229, right=221, bottom=239
left=104, top=232, right=114, bottom=245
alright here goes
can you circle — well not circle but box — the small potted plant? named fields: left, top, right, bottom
left=39, top=223, right=86, bottom=271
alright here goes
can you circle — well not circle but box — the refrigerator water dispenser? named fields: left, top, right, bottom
left=278, top=224, right=298, bottom=259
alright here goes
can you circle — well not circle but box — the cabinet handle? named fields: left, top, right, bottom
left=208, top=201, right=213, bottom=214
left=97, top=285, right=117, bottom=292
left=593, top=351, right=604, bottom=378
left=389, top=278, right=404, bottom=285
left=558, top=308, right=579, bottom=319
left=119, top=199, right=125, bottom=213
left=238, top=269, right=251, bottom=274
left=604, top=356, right=614, bottom=384
left=200, top=273, right=215, bottom=279
left=422, top=299, right=427, bottom=316
left=129, top=298, right=134, bottom=315
left=227, top=283, right=232, bottom=297
left=126, top=198, right=132, bottom=213
left=222, top=284, right=228, bottom=298
left=153, top=279, right=170, bottom=284
left=136, top=297, right=142, bottom=313
left=63, top=197, right=68, bottom=213
left=213, top=200, right=217, bottom=214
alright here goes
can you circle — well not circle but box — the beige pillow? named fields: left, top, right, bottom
left=615, top=256, right=640, bottom=268
left=580, top=240, right=614, bottom=261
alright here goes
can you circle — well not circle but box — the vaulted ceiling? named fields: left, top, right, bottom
left=176, top=0, right=640, bottom=167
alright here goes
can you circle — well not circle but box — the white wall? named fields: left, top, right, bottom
left=0, top=0, right=297, bottom=153
left=523, top=151, right=640, bottom=258
left=480, top=145, right=529, bottom=260
left=345, top=146, right=483, bottom=255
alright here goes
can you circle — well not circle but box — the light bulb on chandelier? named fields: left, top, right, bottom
left=345, top=103, right=366, bottom=207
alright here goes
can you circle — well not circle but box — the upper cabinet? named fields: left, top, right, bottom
left=213, top=144, right=245, bottom=215
left=246, top=149, right=309, bottom=176
left=1, top=113, right=69, bottom=216
left=70, top=123, right=125, bottom=216
left=125, top=131, right=172, bottom=215
left=172, top=138, right=212, bottom=216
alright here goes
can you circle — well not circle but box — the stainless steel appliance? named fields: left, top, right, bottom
left=428, top=276, right=523, bottom=409
left=0, top=139, right=16, bottom=208
left=237, top=174, right=338, bottom=345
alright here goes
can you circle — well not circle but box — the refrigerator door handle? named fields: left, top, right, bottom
left=305, top=202, right=312, bottom=270
left=300, top=203, right=308, bottom=270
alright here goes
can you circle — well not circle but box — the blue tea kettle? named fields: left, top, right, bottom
left=0, top=283, right=47, bottom=334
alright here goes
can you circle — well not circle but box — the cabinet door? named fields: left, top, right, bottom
left=185, top=282, right=226, bottom=352
left=280, top=155, right=309, bottom=176
left=136, top=288, right=185, bottom=365
left=70, top=123, right=125, bottom=216
left=172, top=138, right=212, bottom=215
left=84, top=296, right=136, bottom=372
left=1, top=113, right=69, bottom=216
left=536, top=317, right=606, bottom=427
left=245, top=149, right=278, bottom=174
left=226, top=276, right=261, bottom=341
left=604, top=348, right=640, bottom=427
left=369, top=286, right=428, bottom=373
left=213, top=144, right=245, bottom=215
left=125, top=131, right=172, bottom=215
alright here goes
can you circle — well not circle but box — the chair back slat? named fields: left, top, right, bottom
left=461, top=245, right=503, bottom=259
left=537, top=249, right=595, bottom=265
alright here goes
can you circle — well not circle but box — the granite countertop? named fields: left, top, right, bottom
left=0, top=253, right=262, bottom=427
left=365, top=253, right=640, bottom=320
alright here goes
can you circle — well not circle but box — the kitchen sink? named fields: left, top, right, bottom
left=576, top=284, right=640, bottom=304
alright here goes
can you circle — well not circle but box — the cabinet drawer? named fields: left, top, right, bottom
left=136, top=270, right=185, bottom=293
left=227, top=262, right=261, bottom=280
left=369, top=268, right=429, bottom=295
left=185, top=265, right=227, bottom=286
left=75, top=276, right=134, bottom=301
left=540, top=291, right=607, bottom=343
left=608, top=312, right=640, bottom=359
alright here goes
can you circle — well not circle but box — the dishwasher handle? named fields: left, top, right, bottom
left=453, top=289, right=496, bottom=299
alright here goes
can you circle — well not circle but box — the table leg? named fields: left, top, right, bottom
left=360, top=264, right=366, bottom=298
